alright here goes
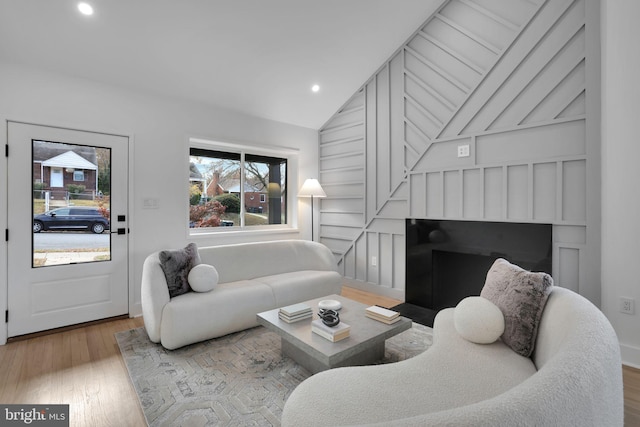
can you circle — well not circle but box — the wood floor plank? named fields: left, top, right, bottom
left=0, top=288, right=636, bottom=426
left=624, top=365, right=640, bottom=426
left=340, top=286, right=402, bottom=308
left=0, top=317, right=147, bottom=427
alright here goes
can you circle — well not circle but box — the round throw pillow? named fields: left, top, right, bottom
left=454, top=296, right=505, bottom=344
left=187, top=264, right=219, bottom=292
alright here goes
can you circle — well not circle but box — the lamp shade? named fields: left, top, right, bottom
left=298, top=178, right=326, bottom=198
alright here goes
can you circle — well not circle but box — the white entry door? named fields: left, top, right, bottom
left=50, top=167, right=63, bottom=187
left=7, top=122, right=129, bottom=337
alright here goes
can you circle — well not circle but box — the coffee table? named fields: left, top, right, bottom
left=256, top=294, right=412, bottom=374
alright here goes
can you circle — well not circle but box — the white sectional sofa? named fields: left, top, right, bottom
left=282, top=286, right=624, bottom=426
left=141, top=240, right=343, bottom=350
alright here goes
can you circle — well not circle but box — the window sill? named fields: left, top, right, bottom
left=188, top=226, right=300, bottom=239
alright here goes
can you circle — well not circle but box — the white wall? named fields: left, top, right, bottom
left=0, top=62, right=319, bottom=324
left=601, top=0, right=640, bottom=368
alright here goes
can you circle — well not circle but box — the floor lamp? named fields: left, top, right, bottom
left=298, top=178, right=326, bottom=241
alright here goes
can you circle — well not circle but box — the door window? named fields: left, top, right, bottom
left=32, top=140, right=111, bottom=268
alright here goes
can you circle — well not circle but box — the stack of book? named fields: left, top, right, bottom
left=311, top=319, right=351, bottom=342
left=365, top=305, right=401, bottom=324
left=278, top=303, right=312, bottom=323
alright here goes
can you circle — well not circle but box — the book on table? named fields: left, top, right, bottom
left=278, top=311, right=312, bottom=323
left=280, top=303, right=312, bottom=316
left=365, top=305, right=401, bottom=324
left=279, top=303, right=312, bottom=323
left=311, top=319, right=350, bottom=342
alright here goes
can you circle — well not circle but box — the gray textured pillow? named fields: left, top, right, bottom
left=480, top=258, right=554, bottom=357
left=159, top=243, right=201, bottom=298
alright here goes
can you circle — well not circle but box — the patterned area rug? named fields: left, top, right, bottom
left=115, top=324, right=432, bottom=427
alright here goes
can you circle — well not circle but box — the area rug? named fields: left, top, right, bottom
left=115, top=324, right=432, bottom=427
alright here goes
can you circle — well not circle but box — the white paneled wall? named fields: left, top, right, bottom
left=318, top=0, right=600, bottom=304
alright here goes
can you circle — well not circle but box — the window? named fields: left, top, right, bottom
left=189, top=146, right=288, bottom=230
left=73, top=170, right=85, bottom=181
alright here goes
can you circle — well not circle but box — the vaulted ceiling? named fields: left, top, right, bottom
left=0, top=0, right=442, bottom=129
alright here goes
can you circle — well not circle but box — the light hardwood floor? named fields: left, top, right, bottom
left=625, top=364, right=640, bottom=426
left=0, top=315, right=147, bottom=426
left=0, top=287, right=638, bottom=426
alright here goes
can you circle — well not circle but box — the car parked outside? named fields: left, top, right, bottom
left=33, top=207, right=110, bottom=234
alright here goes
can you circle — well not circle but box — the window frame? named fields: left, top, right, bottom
left=188, top=138, right=298, bottom=235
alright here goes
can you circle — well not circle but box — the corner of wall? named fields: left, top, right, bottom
left=621, top=343, right=640, bottom=370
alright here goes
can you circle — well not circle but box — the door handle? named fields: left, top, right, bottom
left=111, top=228, right=127, bottom=235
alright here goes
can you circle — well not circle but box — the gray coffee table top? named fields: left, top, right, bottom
left=257, top=294, right=412, bottom=371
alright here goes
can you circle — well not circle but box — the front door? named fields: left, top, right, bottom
left=7, top=122, right=129, bottom=337
left=50, top=167, right=63, bottom=187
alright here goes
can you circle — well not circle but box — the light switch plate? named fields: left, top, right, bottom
left=143, top=198, right=159, bottom=209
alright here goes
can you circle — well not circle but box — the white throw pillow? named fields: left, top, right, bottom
left=187, top=264, right=219, bottom=292
left=454, top=296, right=505, bottom=344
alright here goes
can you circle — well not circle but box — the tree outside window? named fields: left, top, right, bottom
left=189, top=147, right=287, bottom=229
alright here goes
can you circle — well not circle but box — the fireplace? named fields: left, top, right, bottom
left=401, top=219, right=552, bottom=326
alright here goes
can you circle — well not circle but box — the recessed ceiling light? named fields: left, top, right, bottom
left=78, top=2, right=94, bottom=16
left=311, top=84, right=320, bottom=93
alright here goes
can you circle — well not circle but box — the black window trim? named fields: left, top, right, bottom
left=188, top=139, right=297, bottom=235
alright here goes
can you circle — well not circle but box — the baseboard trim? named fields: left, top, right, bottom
left=621, top=343, right=640, bottom=369
left=130, top=302, right=143, bottom=318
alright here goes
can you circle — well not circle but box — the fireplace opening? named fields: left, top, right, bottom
left=432, top=250, right=497, bottom=311
left=396, top=219, right=553, bottom=326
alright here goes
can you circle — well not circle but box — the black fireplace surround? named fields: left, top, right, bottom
left=400, top=219, right=552, bottom=326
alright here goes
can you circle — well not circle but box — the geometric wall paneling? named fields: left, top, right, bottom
left=477, top=9, right=587, bottom=133
left=407, top=158, right=587, bottom=226
left=441, top=0, right=580, bottom=138
left=555, top=244, right=583, bottom=293
left=389, top=53, right=406, bottom=193
left=520, top=60, right=586, bottom=125
left=426, top=172, right=443, bottom=218
left=462, top=168, right=482, bottom=218
left=483, top=166, right=503, bottom=219
left=475, top=119, right=586, bottom=164
left=533, top=162, right=557, bottom=222
left=319, top=86, right=366, bottom=266
left=490, top=44, right=586, bottom=130
left=507, top=164, right=529, bottom=220
left=561, top=159, right=586, bottom=223
left=408, top=173, right=425, bottom=219
left=353, top=227, right=405, bottom=291
left=412, top=137, right=474, bottom=170
left=365, top=58, right=407, bottom=217
left=554, top=224, right=587, bottom=245
left=317, top=0, right=598, bottom=303
left=555, top=88, right=585, bottom=120
left=553, top=224, right=587, bottom=294
left=366, top=218, right=405, bottom=235
left=443, top=170, right=462, bottom=217
left=355, top=233, right=367, bottom=283
left=367, top=232, right=379, bottom=284
left=376, top=198, right=408, bottom=219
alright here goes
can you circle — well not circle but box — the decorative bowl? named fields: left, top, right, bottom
left=318, top=299, right=342, bottom=311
